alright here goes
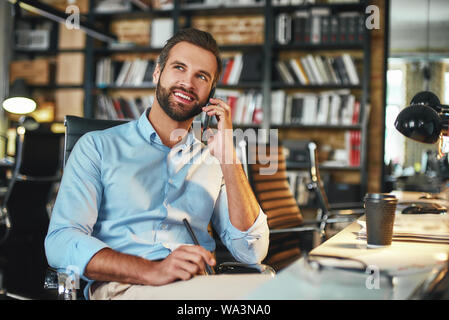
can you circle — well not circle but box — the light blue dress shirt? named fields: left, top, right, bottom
left=45, top=108, right=269, bottom=299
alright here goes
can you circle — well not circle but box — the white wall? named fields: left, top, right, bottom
left=390, top=0, right=449, bottom=53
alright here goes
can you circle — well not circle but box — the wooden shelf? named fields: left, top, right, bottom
left=273, top=43, right=364, bottom=51
left=272, top=2, right=365, bottom=13
left=286, top=162, right=361, bottom=171
left=217, top=82, right=263, bottom=89
left=274, top=124, right=362, bottom=130
left=179, top=4, right=264, bottom=15
left=92, top=9, right=172, bottom=19
left=29, top=84, right=84, bottom=89
left=94, top=46, right=162, bottom=54
left=271, top=83, right=362, bottom=90
left=96, top=85, right=155, bottom=90
left=14, top=48, right=85, bottom=55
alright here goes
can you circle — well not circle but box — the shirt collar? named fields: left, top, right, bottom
left=137, top=107, right=203, bottom=150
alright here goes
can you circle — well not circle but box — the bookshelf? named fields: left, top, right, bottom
left=9, top=0, right=372, bottom=206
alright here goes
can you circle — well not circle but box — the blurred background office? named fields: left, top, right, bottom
left=0, top=0, right=448, bottom=299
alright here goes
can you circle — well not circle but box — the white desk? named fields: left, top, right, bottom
left=245, top=217, right=449, bottom=300
left=143, top=192, right=449, bottom=300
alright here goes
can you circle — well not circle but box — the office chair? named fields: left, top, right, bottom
left=0, top=121, right=63, bottom=300
left=45, top=115, right=274, bottom=300
left=244, top=141, right=320, bottom=272
left=305, top=142, right=364, bottom=239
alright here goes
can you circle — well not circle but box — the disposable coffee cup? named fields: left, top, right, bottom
left=364, top=193, right=398, bottom=248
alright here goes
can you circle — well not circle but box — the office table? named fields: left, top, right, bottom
left=121, top=191, right=449, bottom=300
left=145, top=213, right=448, bottom=300
left=245, top=216, right=449, bottom=300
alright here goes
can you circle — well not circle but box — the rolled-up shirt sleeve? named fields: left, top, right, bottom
left=211, top=182, right=269, bottom=264
left=45, top=133, right=109, bottom=280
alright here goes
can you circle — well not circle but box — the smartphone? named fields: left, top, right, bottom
left=202, top=87, right=216, bottom=131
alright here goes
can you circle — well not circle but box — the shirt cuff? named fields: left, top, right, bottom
left=226, top=207, right=268, bottom=241
left=222, top=208, right=269, bottom=264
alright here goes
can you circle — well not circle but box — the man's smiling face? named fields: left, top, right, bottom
left=153, top=41, right=217, bottom=122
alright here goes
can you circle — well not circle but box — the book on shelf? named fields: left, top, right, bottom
left=271, top=89, right=360, bottom=127
left=219, top=52, right=263, bottom=85
left=274, top=53, right=359, bottom=86
left=96, top=58, right=156, bottom=87
left=292, top=9, right=310, bottom=44
left=239, top=52, right=263, bottom=82
left=272, top=0, right=315, bottom=6
left=288, top=58, right=308, bottom=85
left=310, top=7, right=330, bottom=44
left=96, top=94, right=154, bottom=120
left=213, top=89, right=263, bottom=125
left=275, top=9, right=365, bottom=46
left=346, top=130, right=361, bottom=167
left=276, top=13, right=292, bottom=45
left=338, top=11, right=360, bottom=44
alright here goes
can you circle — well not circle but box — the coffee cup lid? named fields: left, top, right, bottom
left=364, top=193, right=397, bottom=200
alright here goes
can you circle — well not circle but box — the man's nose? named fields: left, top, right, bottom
left=178, top=72, right=196, bottom=90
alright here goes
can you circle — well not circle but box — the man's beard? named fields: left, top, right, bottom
left=156, top=79, right=206, bottom=122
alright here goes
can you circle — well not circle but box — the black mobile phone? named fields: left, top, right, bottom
left=202, top=87, right=216, bottom=130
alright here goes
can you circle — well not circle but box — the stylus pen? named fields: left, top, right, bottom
left=182, top=218, right=215, bottom=275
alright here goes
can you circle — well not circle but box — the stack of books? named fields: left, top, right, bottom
left=273, top=53, right=360, bottom=86
left=96, top=58, right=156, bottom=87
left=271, top=89, right=360, bottom=126
left=96, top=94, right=154, bottom=119
left=213, top=89, right=263, bottom=125
left=219, top=52, right=263, bottom=85
left=275, top=8, right=365, bottom=45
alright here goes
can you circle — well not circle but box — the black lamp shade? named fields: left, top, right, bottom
left=8, top=78, right=30, bottom=97
left=395, top=104, right=442, bottom=144
left=410, top=91, right=441, bottom=110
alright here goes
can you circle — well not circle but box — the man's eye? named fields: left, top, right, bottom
left=198, top=74, right=207, bottom=81
left=175, top=65, right=184, bottom=71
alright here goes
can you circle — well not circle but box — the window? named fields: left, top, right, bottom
left=384, top=62, right=406, bottom=167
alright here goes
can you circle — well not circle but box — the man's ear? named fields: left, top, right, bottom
left=153, top=64, right=161, bottom=84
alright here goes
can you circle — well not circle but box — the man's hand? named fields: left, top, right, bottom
left=145, top=245, right=216, bottom=286
left=85, top=245, right=215, bottom=287
left=202, top=98, right=236, bottom=165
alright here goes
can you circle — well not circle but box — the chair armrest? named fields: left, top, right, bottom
left=216, top=262, right=275, bottom=276
left=269, top=226, right=318, bottom=234
left=44, top=267, right=77, bottom=300
left=44, top=267, right=59, bottom=290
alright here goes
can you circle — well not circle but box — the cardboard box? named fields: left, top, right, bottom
left=55, top=89, right=84, bottom=121
left=110, top=19, right=151, bottom=45
left=10, top=59, right=51, bottom=85
left=58, top=23, right=86, bottom=49
left=40, top=0, right=89, bottom=14
left=56, top=53, right=85, bottom=85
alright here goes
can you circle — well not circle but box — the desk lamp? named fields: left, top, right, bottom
left=2, top=79, right=36, bottom=115
left=394, top=91, right=449, bottom=148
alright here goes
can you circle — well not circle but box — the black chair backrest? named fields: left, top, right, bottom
left=15, top=125, right=63, bottom=177
left=64, top=116, right=128, bottom=166
left=1, top=124, right=64, bottom=299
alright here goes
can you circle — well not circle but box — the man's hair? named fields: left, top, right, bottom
left=157, top=28, right=222, bottom=86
